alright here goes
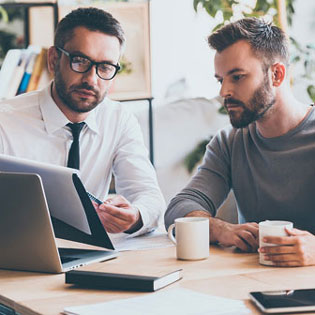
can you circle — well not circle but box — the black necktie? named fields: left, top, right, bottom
left=67, top=122, right=85, bottom=170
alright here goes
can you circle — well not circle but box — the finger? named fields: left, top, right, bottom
left=260, top=245, right=296, bottom=255
left=270, top=260, right=301, bottom=267
left=239, top=230, right=259, bottom=249
left=285, top=228, right=309, bottom=237
left=103, top=221, right=120, bottom=233
left=96, top=210, right=126, bottom=233
left=239, top=235, right=258, bottom=252
left=245, top=222, right=259, bottom=228
left=265, top=253, right=297, bottom=262
left=91, top=200, right=99, bottom=209
left=104, top=222, right=123, bottom=233
left=234, top=236, right=254, bottom=252
left=97, top=209, right=128, bottom=227
left=263, top=253, right=300, bottom=266
left=242, top=224, right=259, bottom=238
left=263, top=235, right=296, bottom=245
left=99, top=204, right=134, bottom=222
left=105, top=194, right=129, bottom=207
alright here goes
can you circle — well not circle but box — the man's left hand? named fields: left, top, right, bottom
left=95, top=195, right=142, bottom=233
left=259, top=228, right=315, bottom=267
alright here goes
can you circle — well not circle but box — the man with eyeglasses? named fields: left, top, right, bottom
left=0, top=7, right=165, bottom=236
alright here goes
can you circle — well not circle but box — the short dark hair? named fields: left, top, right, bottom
left=208, top=18, right=289, bottom=67
left=54, top=7, right=126, bottom=49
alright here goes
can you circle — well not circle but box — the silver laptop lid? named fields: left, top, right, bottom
left=0, top=154, right=114, bottom=249
left=0, top=172, right=118, bottom=273
left=0, top=172, right=63, bottom=273
left=0, top=154, right=88, bottom=233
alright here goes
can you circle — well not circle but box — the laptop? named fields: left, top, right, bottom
left=0, top=153, right=114, bottom=249
left=0, top=172, right=118, bottom=273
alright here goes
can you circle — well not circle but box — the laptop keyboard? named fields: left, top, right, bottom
left=60, top=256, right=78, bottom=264
left=58, top=248, right=81, bottom=264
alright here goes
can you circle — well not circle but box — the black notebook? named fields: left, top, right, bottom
left=65, top=269, right=183, bottom=292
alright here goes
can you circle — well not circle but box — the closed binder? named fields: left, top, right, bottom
left=65, top=269, right=183, bottom=292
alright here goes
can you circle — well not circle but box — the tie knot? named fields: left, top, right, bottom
left=67, top=122, right=85, bottom=139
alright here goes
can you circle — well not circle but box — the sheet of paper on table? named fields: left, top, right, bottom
left=63, top=288, right=251, bottom=315
left=109, top=229, right=173, bottom=251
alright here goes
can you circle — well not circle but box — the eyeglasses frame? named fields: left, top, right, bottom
left=55, top=46, right=121, bottom=80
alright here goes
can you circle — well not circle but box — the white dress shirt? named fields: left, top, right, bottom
left=0, top=84, right=165, bottom=236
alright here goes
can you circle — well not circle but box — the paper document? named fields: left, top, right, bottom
left=63, top=288, right=251, bottom=315
left=110, top=230, right=173, bottom=251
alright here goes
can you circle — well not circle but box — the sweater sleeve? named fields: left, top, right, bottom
left=164, top=128, right=234, bottom=230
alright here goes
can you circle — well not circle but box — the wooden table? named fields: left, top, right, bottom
left=1, top=242, right=315, bottom=315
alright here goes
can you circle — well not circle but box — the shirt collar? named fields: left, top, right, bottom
left=39, top=83, right=100, bottom=135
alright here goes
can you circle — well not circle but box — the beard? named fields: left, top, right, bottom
left=54, top=64, right=108, bottom=113
left=224, top=75, right=276, bottom=128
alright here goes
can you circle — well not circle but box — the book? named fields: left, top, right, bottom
left=26, top=48, right=47, bottom=92
left=0, top=49, right=23, bottom=100
left=5, top=55, right=27, bottom=99
left=65, top=269, right=183, bottom=292
left=17, top=52, right=37, bottom=95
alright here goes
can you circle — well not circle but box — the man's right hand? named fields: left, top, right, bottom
left=185, top=210, right=259, bottom=252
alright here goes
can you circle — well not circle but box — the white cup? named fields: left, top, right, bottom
left=167, top=217, right=209, bottom=260
left=259, top=220, right=293, bottom=266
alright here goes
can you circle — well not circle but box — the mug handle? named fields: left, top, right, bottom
left=167, top=223, right=176, bottom=245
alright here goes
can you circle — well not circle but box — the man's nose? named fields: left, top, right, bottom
left=82, top=65, right=98, bottom=85
left=219, top=80, right=232, bottom=99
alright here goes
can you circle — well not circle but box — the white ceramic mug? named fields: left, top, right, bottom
left=167, top=217, right=209, bottom=260
left=259, top=220, right=293, bottom=266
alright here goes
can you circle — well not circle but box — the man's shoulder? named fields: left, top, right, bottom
left=97, top=97, right=136, bottom=121
left=215, top=124, right=241, bottom=141
left=0, top=90, right=41, bottom=115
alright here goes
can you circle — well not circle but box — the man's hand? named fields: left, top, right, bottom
left=185, top=211, right=259, bottom=252
left=259, top=228, right=315, bottom=267
left=94, top=195, right=142, bottom=233
left=214, top=221, right=259, bottom=252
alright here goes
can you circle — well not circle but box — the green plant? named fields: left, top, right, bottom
left=290, top=39, right=315, bottom=102
left=0, top=6, right=9, bottom=23
left=184, top=138, right=212, bottom=173
left=193, top=0, right=295, bottom=30
left=118, top=56, right=132, bottom=76
left=0, top=6, right=25, bottom=66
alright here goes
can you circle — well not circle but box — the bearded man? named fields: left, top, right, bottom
left=165, top=18, right=315, bottom=267
left=0, top=7, right=165, bottom=236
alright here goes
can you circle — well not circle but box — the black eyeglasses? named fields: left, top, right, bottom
left=56, top=47, right=120, bottom=80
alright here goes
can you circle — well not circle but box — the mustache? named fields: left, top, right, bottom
left=224, top=98, right=245, bottom=107
left=70, top=83, right=98, bottom=95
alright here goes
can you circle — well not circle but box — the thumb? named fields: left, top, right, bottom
left=285, top=227, right=306, bottom=236
left=105, top=194, right=129, bottom=207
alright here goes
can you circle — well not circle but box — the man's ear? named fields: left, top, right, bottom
left=271, top=63, right=286, bottom=87
left=47, top=46, right=59, bottom=75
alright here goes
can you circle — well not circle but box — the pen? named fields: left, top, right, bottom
left=86, top=191, right=103, bottom=205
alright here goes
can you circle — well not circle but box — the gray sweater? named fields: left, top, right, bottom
left=165, top=106, right=315, bottom=233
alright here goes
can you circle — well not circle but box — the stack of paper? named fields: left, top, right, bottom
left=110, top=230, right=173, bottom=251
left=63, top=288, right=251, bottom=315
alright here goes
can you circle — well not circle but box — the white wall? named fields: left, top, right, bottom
left=150, top=0, right=219, bottom=106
